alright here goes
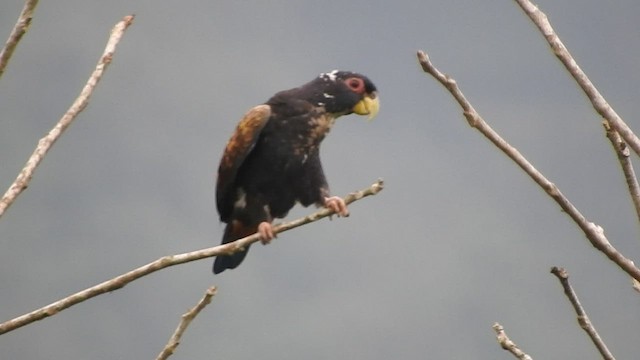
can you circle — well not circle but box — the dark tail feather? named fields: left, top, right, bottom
left=213, top=222, right=255, bottom=274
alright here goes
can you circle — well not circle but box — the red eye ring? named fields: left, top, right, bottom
left=345, top=77, right=365, bottom=94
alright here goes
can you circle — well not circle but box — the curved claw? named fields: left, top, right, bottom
left=324, top=196, right=349, bottom=217
left=257, top=222, right=275, bottom=244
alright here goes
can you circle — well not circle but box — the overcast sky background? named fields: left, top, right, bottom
left=1, top=1, right=639, bottom=359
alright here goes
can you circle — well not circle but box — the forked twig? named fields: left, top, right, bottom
left=417, top=50, right=640, bottom=283
left=514, top=0, right=640, bottom=156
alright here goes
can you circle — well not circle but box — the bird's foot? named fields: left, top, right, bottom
left=258, top=221, right=275, bottom=244
left=324, top=196, right=349, bottom=217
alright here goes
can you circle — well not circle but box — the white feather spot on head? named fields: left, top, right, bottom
left=323, top=93, right=335, bottom=98
left=319, top=69, right=339, bottom=82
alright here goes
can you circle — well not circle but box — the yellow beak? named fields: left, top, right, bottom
left=352, top=92, right=380, bottom=120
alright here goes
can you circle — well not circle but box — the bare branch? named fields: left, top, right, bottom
left=493, top=323, right=533, bottom=360
left=550, top=267, right=615, bottom=360
left=0, top=179, right=383, bottom=335
left=0, top=0, right=39, bottom=78
left=417, top=50, right=640, bottom=282
left=603, top=122, right=640, bottom=223
left=0, top=14, right=135, bottom=219
left=513, top=0, right=640, bottom=156
left=156, top=286, right=217, bottom=360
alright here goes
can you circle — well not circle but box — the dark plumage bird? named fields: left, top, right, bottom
left=213, top=70, right=379, bottom=274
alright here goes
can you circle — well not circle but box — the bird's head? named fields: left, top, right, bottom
left=310, top=70, right=379, bottom=119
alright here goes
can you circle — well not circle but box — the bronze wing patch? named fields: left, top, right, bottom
left=216, top=105, right=271, bottom=218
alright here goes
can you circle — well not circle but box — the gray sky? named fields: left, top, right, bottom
left=1, top=1, right=639, bottom=358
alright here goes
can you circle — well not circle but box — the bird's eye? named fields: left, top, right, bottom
left=345, top=77, right=365, bottom=93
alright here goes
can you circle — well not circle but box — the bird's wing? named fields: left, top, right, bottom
left=216, top=105, right=271, bottom=219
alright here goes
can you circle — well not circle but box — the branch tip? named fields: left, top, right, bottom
left=550, top=266, right=567, bottom=279
left=551, top=266, right=615, bottom=359
left=0, top=14, right=134, bottom=219
left=492, top=322, right=533, bottom=360
left=156, top=285, right=218, bottom=360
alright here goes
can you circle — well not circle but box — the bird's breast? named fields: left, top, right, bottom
left=259, top=110, right=335, bottom=169
left=291, top=113, right=335, bottom=155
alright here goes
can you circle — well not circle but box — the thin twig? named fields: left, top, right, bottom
left=0, top=0, right=39, bottom=78
left=603, top=122, right=640, bottom=223
left=514, top=0, right=640, bottom=156
left=493, top=323, right=533, bottom=360
left=550, top=267, right=615, bottom=360
left=0, top=179, right=383, bottom=335
left=156, top=286, right=217, bottom=360
left=417, top=50, right=640, bottom=283
left=0, top=14, right=135, bottom=219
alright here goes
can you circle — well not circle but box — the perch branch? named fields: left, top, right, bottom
left=0, top=180, right=383, bottom=335
left=417, top=50, right=640, bottom=282
left=0, top=0, right=39, bottom=79
left=550, top=267, right=615, bottom=360
left=156, top=286, right=217, bottom=360
left=0, top=14, right=135, bottom=219
left=514, top=0, right=640, bottom=156
left=603, top=122, right=640, bottom=224
left=493, top=323, right=533, bottom=360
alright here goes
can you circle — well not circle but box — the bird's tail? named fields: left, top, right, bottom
left=213, top=221, right=256, bottom=274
